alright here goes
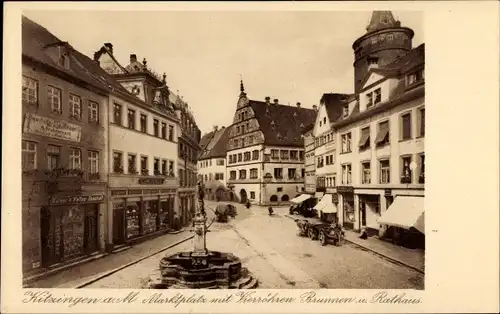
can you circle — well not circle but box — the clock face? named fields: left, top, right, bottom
left=131, top=85, right=140, bottom=95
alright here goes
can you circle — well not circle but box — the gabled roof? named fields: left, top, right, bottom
left=320, top=93, right=351, bottom=125
left=199, top=131, right=215, bottom=151
left=248, top=100, right=317, bottom=147
left=203, top=127, right=231, bottom=159
left=22, top=16, right=129, bottom=95
left=93, top=45, right=128, bottom=74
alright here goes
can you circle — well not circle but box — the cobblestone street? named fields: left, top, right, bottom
left=84, top=202, right=424, bottom=289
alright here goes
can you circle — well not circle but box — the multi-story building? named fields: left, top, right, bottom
left=302, top=124, right=316, bottom=194
left=22, top=17, right=110, bottom=277
left=197, top=126, right=232, bottom=201
left=171, top=94, right=201, bottom=226
left=94, top=45, right=183, bottom=247
left=333, top=11, right=425, bottom=237
left=226, top=82, right=316, bottom=205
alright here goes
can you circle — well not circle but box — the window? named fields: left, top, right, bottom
left=288, top=168, right=296, bottom=179
left=154, top=158, right=160, bottom=175
left=128, top=154, right=137, bottom=173
left=22, top=140, right=37, bottom=170
left=22, top=76, right=38, bottom=105
left=375, top=121, right=390, bottom=146
left=271, top=149, right=279, bottom=159
left=230, top=171, right=236, bottom=180
left=113, top=103, right=122, bottom=125
left=168, top=125, right=174, bottom=141
left=47, top=145, right=61, bottom=171
left=359, top=127, right=370, bottom=150
left=301, top=169, right=305, bottom=178
left=237, top=126, right=240, bottom=134
left=323, top=117, right=326, bottom=124
left=274, top=168, right=283, bottom=179
left=239, top=170, right=247, bottom=179
left=342, top=164, right=352, bottom=184
left=277, top=187, right=283, bottom=192
left=169, top=161, right=174, bottom=176
left=244, top=152, right=251, bottom=161
left=250, top=192, right=255, bottom=199
left=361, top=162, right=371, bottom=184
left=341, top=133, right=352, bottom=153
left=252, top=150, right=259, bottom=160
left=419, top=154, right=425, bottom=183
left=47, top=86, right=62, bottom=113
left=161, top=160, right=167, bottom=175
left=58, top=46, right=69, bottom=68
left=127, top=109, right=136, bottom=129
left=217, top=158, right=225, bottom=166
left=290, top=150, right=298, bottom=160
left=280, top=150, right=289, bottom=160
left=250, top=168, right=258, bottom=179
left=401, top=112, right=412, bottom=140
left=88, top=151, right=99, bottom=174
left=366, top=93, right=373, bottom=108
left=407, top=69, right=424, bottom=86
left=238, top=153, right=242, bottom=162
left=113, top=152, right=123, bottom=173
left=88, top=101, right=99, bottom=123
left=299, top=151, right=304, bottom=160
left=153, top=119, right=159, bottom=137
left=419, top=108, right=425, bottom=137
left=374, top=88, right=381, bottom=104
left=141, top=156, right=148, bottom=175
left=400, top=156, right=412, bottom=184
left=140, top=114, right=147, bottom=133
left=161, top=122, right=167, bottom=139
left=68, top=94, right=81, bottom=119
left=379, top=160, right=390, bottom=184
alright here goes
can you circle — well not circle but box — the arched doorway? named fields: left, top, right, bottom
left=281, top=194, right=289, bottom=202
left=239, top=189, right=247, bottom=204
left=216, top=187, right=225, bottom=202
left=270, top=195, right=278, bottom=202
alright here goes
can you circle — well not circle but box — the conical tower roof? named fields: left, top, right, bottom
left=366, top=11, right=401, bottom=33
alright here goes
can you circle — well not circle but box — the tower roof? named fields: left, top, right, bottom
left=366, top=11, right=401, bottom=33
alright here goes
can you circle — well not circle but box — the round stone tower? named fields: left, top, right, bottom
left=352, top=11, right=414, bottom=92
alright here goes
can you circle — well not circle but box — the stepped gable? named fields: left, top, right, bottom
left=22, top=16, right=128, bottom=95
left=249, top=100, right=316, bottom=146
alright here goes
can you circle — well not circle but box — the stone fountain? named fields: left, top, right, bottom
left=146, top=181, right=257, bottom=289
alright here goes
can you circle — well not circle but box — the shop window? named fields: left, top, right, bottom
left=113, top=103, right=122, bottom=126
left=68, top=94, right=81, bottom=120
left=47, top=85, right=62, bottom=114
left=401, top=112, right=412, bottom=140
left=22, top=76, right=38, bottom=105
left=22, top=140, right=37, bottom=170
left=47, top=145, right=61, bottom=171
left=140, top=114, right=147, bottom=133
left=379, top=159, right=390, bottom=184
left=127, top=109, right=136, bottom=129
left=400, top=156, right=412, bottom=184
left=88, top=101, right=99, bottom=123
left=274, top=168, right=283, bottom=179
left=126, top=203, right=140, bottom=239
left=361, top=161, right=371, bottom=184
left=143, top=201, right=159, bottom=234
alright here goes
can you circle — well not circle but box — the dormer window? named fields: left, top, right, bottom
left=58, top=46, right=69, bottom=69
left=374, top=88, right=381, bottom=104
left=406, top=69, right=425, bottom=86
left=342, top=104, right=349, bottom=118
left=366, top=88, right=381, bottom=109
left=366, top=93, right=373, bottom=108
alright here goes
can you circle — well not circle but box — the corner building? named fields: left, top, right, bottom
left=226, top=82, right=315, bottom=205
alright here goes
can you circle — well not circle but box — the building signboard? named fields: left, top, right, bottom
left=337, top=186, right=354, bottom=194
left=23, top=113, right=82, bottom=142
left=49, top=194, right=105, bottom=205
left=138, top=178, right=165, bottom=185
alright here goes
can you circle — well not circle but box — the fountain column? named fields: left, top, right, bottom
left=191, top=181, right=208, bottom=257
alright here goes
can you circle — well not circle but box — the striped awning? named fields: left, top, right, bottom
left=378, top=196, right=425, bottom=234
left=313, top=194, right=337, bottom=213
left=290, top=194, right=312, bottom=204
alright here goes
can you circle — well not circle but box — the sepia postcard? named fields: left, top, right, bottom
left=2, top=1, right=499, bottom=313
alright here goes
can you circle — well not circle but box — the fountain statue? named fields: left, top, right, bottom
left=146, top=181, right=257, bottom=289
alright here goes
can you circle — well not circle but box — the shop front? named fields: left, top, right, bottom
left=40, top=194, right=105, bottom=268
left=338, top=186, right=356, bottom=230
left=358, top=194, right=381, bottom=236
left=110, top=178, right=177, bottom=248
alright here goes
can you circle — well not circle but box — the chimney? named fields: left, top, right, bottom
left=273, top=98, right=279, bottom=105
left=104, top=43, right=113, bottom=54
left=130, top=54, right=137, bottom=63
left=265, top=96, right=271, bottom=104
left=213, top=125, right=218, bottom=132
left=313, top=105, right=318, bottom=111
left=296, top=102, right=301, bottom=108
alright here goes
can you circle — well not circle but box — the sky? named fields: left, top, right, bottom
left=23, top=10, right=423, bottom=134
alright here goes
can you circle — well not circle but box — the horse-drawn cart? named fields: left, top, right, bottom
left=295, top=219, right=345, bottom=246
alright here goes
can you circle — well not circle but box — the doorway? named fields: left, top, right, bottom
left=239, top=189, right=247, bottom=204
left=84, top=204, right=99, bottom=253
left=112, top=204, right=125, bottom=245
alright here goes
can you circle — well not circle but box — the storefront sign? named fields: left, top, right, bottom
left=138, top=178, right=165, bottom=185
left=384, top=189, right=392, bottom=196
left=23, top=113, right=82, bottom=142
left=128, top=189, right=142, bottom=195
left=49, top=194, right=105, bottom=205
left=337, top=186, right=354, bottom=194
left=111, top=190, right=126, bottom=196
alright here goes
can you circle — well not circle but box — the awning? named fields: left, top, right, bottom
left=374, top=123, right=389, bottom=144
left=314, top=192, right=324, bottom=199
left=378, top=196, right=425, bottom=234
left=290, top=194, right=312, bottom=204
left=358, top=129, right=370, bottom=147
left=315, top=194, right=338, bottom=213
